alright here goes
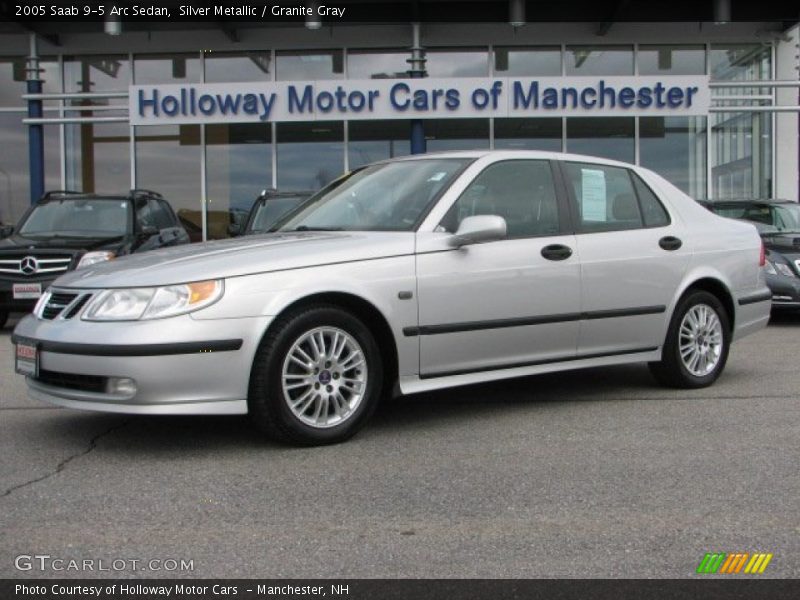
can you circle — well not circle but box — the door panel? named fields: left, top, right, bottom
left=559, top=161, right=689, bottom=354
left=415, top=235, right=581, bottom=377
left=575, top=227, right=689, bottom=353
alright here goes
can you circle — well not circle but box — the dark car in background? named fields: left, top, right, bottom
left=700, top=199, right=800, bottom=310
left=0, top=189, right=189, bottom=328
left=230, top=189, right=313, bottom=236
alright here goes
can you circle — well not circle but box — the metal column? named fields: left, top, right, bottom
left=408, top=23, right=427, bottom=154
left=26, top=34, right=44, bottom=204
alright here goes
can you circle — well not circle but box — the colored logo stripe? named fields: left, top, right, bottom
left=697, top=552, right=772, bottom=574
left=744, top=553, right=773, bottom=574
left=719, top=553, right=749, bottom=573
left=697, top=553, right=726, bottom=574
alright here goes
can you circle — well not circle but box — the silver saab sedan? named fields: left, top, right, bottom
left=13, top=151, right=771, bottom=445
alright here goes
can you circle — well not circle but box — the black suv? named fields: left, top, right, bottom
left=700, top=199, right=800, bottom=310
left=0, top=189, right=189, bottom=328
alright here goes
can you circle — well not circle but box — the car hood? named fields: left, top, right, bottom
left=54, top=231, right=415, bottom=288
left=0, top=233, right=125, bottom=252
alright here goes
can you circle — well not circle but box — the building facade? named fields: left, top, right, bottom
left=0, top=21, right=798, bottom=240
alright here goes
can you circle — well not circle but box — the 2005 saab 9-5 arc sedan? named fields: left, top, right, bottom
left=13, top=151, right=771, bottom=445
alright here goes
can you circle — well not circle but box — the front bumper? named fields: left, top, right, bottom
left=0, top=274, right=59, bottom=313
left=766, top=274, right=800, bottom=309
left=12, top=312, right=274, bottom=414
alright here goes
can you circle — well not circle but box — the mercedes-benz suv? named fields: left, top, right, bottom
left=0, top=189, right=189, bottom=328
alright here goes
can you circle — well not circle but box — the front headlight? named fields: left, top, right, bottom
left=766, top=260, right=796, bottom=278
left=82, top=280, right=224, bottom=321
left=77, top=250, right=116, bottom=269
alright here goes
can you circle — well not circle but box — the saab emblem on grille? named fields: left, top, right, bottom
left=20, top=256, right=38, bottom=275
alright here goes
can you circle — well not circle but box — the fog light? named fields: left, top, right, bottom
left=107, top=377, right=137, bottom=396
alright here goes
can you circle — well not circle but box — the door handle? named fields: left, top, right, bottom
left=659, top=236, right=682, bottom=251
left=541, top=244, right=573, bottom=261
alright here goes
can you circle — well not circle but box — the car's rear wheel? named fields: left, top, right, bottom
left=249, top=305, right=383, bottom=445
left=649, top=290, right=731, bottom=388
left=0, top=309, right=8, bottom=329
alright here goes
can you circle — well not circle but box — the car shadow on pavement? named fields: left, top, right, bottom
left=15, top=363, right=659, bottom=455
left=769, top=311, right=800, bottom=325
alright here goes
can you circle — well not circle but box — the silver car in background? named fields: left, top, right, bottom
left=12, top=151, right=771, bottom=445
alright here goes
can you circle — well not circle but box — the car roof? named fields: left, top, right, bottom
left=36, top=189, right=163, bottom=204
left=378, top=149, right=638, bottom=169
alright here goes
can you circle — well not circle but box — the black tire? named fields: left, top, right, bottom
left=649, top=290, right=731, bottom=389
left=249, top=304, right=383, bottom=446
left=0, top=309, right=8, bottom=330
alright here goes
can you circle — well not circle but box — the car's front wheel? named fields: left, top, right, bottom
left=249, top=305, right=383, bottom=445
left=649, top=290, right=731, bottom=389
left=0, top=309, right=8, bottom=329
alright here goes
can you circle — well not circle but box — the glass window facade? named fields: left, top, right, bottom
left=425, top=49, right=488, bottom=77
left=65, top=121, right=130, bottom=193
left=424, top=119, right=490, bottom=152
left=348, top=120, right=410, bottom=168
left=565, top=45, right=633, bottom=75
left=493, top=47, right=561, bottom=76
left=277, top=121, right=344, bottom=190
left=638, top=45, right=705, bottom=75
left=494, top=118, right=562, bottom=151
left=206, top=124, right=272, bottom=239
left=204, top=51, right=273, bottom=83
left=135, top=125, right=202, bottom=240
left=709, top=44, right=773, bottom=199
left=640, top=117, right=707, bottom=198
left=0, top=115, right=59, bottom=223
left=347, top=49, right=409, bottom=79
left=276, top=50, right=344, bottom=80
left=0, top=40, right=784, bottom=237
left=566, top=117, right=635, bottom=163
left=134, top=53, right=201, bottom=84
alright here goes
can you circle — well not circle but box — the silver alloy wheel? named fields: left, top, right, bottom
left=678, top=303, right=724, bottom=377
left=281, top=326, right=368, bottom=428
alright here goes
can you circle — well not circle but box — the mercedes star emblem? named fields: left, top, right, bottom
left=20, top=256, right=38, bottom=275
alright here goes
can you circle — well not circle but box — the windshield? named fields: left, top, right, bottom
left=250, top=196, right=308, bottom=233
left=19, top=198, right=131, bottom=238
left=276, top=159, right=470, bottom=232
left=712, top=203, right=800, bottom=234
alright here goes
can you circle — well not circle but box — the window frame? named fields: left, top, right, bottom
left=436, top=159, right=573, bottom=240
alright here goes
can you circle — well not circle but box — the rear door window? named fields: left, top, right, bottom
left=563, top=162, right=644, bottom=232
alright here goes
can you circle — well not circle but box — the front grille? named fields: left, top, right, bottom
left=38, top=289, right=94, bottom=320
left=35, top=369, right=108, bottom=393
left=0, top=254, right=72, bottom=276
left=64, top=294, right=92, bottom=319
left=41, top=292, right=79, bottom=319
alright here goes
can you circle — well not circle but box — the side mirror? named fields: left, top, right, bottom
left=0, top=224, right=13, bottom=239
left=227, top=223, right=242, bottom=237
left=139, top=225, right=158, bottom=238
left=448, top=215, right=507, bottom=248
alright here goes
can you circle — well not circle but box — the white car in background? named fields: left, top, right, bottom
left=13, top=151, right=771, bottom=445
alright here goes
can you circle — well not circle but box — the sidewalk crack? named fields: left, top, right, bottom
left=1, top=419, right=130, bottom=499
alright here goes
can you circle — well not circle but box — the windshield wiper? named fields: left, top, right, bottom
left=293, top=225, right=343, bottom=231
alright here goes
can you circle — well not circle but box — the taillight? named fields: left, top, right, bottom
left=759, top=241, right=766, bottom=267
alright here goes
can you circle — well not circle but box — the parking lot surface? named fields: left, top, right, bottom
left=1, top=314, right=798, bottom=578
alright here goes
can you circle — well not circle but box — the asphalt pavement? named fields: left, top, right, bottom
left=1, top=314, right=798, bottom=578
